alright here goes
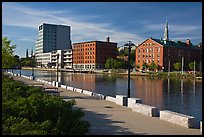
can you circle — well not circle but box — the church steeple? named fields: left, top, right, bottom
left=164, top=20, right=169, bottom=41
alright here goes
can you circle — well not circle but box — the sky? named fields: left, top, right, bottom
left=2, top=2, right=202, bottom=57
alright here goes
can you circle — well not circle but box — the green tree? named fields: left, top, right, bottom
left=142, top=62, right=149, bottom=70
left=174, top=62, right=181, bottom=71
left=149, top=62, right=158, bottom=71
left=135, top=64, right=140, bottom=71
left=105, top=58, right=125, bottom=69
left=2, top=37, right=16, bottom=68
left=105, top=58, right=112, bottom=69
left=188, top=61, right=196, bottom=71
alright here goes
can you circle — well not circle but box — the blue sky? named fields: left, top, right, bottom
left=2, top=2, right=202, bottom=57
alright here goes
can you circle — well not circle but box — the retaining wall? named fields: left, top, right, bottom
left=160, top=110, right=196, bottom=128
left=132, top=103, right=159, bottom=117
left=82, top=90, right=93, bottom=96
left=105, top=96, right=116, bottom=103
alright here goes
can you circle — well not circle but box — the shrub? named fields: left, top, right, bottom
left=2, top=74, right=90, bottom=135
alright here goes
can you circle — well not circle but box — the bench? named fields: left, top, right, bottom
left=43, top=87, right=58, bottom=92
left=28, top=83, right=44, bottom=89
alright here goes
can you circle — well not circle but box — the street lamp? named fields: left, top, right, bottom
left=124, top=41, right=135, bottom=98
left=19, top=65, right=21, bottom=76
left=31, top=57, right=35, bottom=80
left=56, top=53, right=59, bottom=82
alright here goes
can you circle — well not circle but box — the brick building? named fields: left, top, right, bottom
left=73, top=37, right=117, bottom=70
left=135, top=21, right=202, bottom=71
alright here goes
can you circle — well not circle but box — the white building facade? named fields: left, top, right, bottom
left=35, top=23, right=71, bottom=67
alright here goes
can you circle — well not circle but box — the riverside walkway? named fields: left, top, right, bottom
left=10, top=75, right=201, bottom=135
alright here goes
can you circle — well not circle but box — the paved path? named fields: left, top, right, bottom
left=10, top=75, right=201, bottom=135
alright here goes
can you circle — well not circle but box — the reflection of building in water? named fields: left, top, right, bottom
left=71, top=74, right=96, bottom=91
left=134, top=77, right=163, bottom=109
left=61, top=72, right=73, bottom=85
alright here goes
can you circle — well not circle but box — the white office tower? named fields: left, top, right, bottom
left=35, top=23, right=71, bottom=67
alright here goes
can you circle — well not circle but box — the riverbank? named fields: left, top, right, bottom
left=20, top=67, right=202, bottom=80
left=5, top=73, right=201, bottom=135
left=22, top=67, right=57, bottom=71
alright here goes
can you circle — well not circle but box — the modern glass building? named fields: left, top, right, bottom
left=35, top=23, right=71, bottom=67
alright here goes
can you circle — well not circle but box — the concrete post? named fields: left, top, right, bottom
left=116, top=95, right=127, bottom=106
left=56, top=82, right=61, bottom=87
left=128, top=98, right=142, bottom=108
left=52, top=81, right=56, bottom=86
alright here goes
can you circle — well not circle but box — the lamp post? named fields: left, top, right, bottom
left=31, top=64, right=35, bottom=80
left=193, top=60, right=195, bottom=76
left=31, top=57, right=35, bottom=80
left=56, top=53, right=59, bottom=82
left=19, top=65, right=21, bottom=76
left=124, top=41, right=135, bottom=98
left=168, top=60, right=170, bottom=77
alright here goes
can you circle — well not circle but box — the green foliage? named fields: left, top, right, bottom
left=2, top=37, right=16, bottom=68
left=2, top=74, right=90, bottom=135
left=149, top=62, right=158, bottom=71
left=20, top=57, right=36, bottom=67
left=188, top=61, right=196, bottom=71
left=142, top=62, right=149, bottom=70
left=135, top=64, right=140, bottom=70
left=173, top=62, right=181, bottom=71
left=105, top=58, right=125, bottom=69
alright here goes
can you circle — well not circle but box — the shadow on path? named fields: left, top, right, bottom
left=77, top=106, right=147, bottom=135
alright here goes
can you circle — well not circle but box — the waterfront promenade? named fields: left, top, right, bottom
left=10, top=75, right=201, bottom=135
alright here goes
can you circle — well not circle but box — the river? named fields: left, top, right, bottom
left=6, top=69, right=202, bottom=127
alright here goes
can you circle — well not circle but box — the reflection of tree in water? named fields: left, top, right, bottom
left=101, top=75, right=117, bottom=82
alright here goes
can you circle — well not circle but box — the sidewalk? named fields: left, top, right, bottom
left=11, top=75, right=201, bottom=135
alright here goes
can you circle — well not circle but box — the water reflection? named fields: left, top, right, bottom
left=5, top=69, right=202, bottom=125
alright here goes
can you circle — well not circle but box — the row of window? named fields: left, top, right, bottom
left=138, top=59, right=160, bottom=63
left=138, top=53, right=160, bottom=58
left=138, top=47, right=160, bottom=53
left=74, top=43, right=95, bottom=48
left=143, top=43, right=155, bottom=46
left=85, top=60, right=95, bottom=63
left=85, top=56, right=94, bottom=59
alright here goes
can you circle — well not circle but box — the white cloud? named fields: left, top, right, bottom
left=2, top=2, right=144, bottom=46
left=145, top=23, right=201, bottom=35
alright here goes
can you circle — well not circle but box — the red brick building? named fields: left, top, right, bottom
left=135, top=38, right=202, bottom=71
left=73, top=37, right=117, bottom=69
left=135, top=21, right=202, bottom=72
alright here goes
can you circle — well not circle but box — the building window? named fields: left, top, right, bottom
left=158, top=47, right=160, bottom=52
left=146, top=48, right=148, bottom=53
left=146, top=59, right=148, bottom=63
